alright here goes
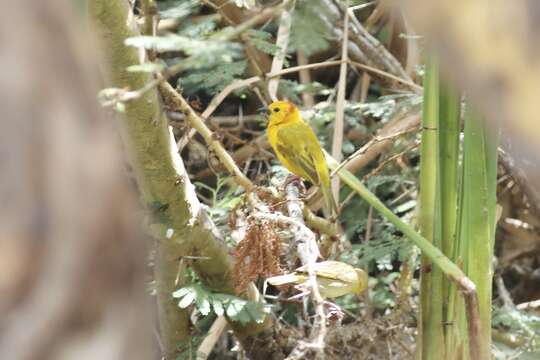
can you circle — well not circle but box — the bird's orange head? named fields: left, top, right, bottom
left=267, top=100, right=300, bottom=127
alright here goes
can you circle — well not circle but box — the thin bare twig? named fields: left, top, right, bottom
left=331, top=0, right=349, bottom=200
left=117, top=1, right=290, bottom=106
left=350, top=72, right=371, bottom=103
left=141, top=0, right=158, bottom=38
left=495, top=275, right=515, bottom=308
left=315, top=0, right=411, bottom=88
left=159, top=82, right=255, bottom=191
left=362, top=142, right=419, bottom=181
left=202, top=59, right=419, bottom=120
left=349, top=60, right=422, bottom=93
left=517, top=299, right=540, bottom=310
left=178, top=59, right=344, bottom=151
left=332, top=125, right=420, bottom=176
left=365, top=205, right=373, bottom=242
left=297, top=51, right=315, bottom=107
left=359, top=72, right=371, bottom=102
left=307, top=112, right=420, bottom=211
left=268, top=0, right=296, bottom=100
left=196, top=316, right=228, bottom=360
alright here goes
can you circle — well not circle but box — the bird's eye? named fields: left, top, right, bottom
left=273, top=108, right=280, bottom=113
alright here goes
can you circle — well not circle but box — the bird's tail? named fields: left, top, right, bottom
left=321, top=184, right=338, bottom=218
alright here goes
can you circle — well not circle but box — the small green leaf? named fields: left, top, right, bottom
left=244, top=302, right=266, bottom=324
left=226, top=299, right=242, bottom=318
left=177, top=289, right=196, bottom=309
left=394, top=199, right=417, bottom=214
left=196, top=295, right=211, bottom=316
left=172, top=287, right=191, bottom=299
left=159, top=0, right=198, bottom=19
left=211, top=297, right=224, bottom=316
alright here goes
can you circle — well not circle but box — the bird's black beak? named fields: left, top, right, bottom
left=256, top=106, right=268, bottom=115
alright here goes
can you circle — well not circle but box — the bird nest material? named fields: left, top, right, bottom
left=233, top=218, right=283, bottom=293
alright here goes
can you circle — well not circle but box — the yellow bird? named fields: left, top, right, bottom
left=266, top=100, right=337, bottom=215
left=266, top=261, right=368, bottom=298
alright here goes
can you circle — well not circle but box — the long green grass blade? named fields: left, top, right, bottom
left=326, top=151, right=482, bottom=360
left=326, top=155, right=469, bottom=287
left=458, top=106, right=499, bottom=356
left=438, top=81, right=462, bottom=357
left=439, top=85, right=461, bottom=260
left=417, top=56, right=445, bottom=359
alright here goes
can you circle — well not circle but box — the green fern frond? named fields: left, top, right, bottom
left=158, top=0, right=199, bottom=20
left=246, top=29, right=281, bottom=56
left=179, top=18, right=218, bottom=39
left=290, top=0, right=333, bottom=56
left=179, top=60, right=247, bottom=95
left=277, top=79, right=330, bottom=104
left=173, top=284, right=269, bottom=324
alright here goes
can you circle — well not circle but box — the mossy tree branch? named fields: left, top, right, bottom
left=89, top=1, right=279, bottom=359
left=89, top=2, right=191, bottom=357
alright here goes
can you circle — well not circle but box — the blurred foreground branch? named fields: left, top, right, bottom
left=398, top=0, right=540, bottom=188
left=0, top=1, right=153, bottom=359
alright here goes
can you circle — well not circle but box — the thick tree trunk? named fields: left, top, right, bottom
left=89, top=1, right=283, bottom=359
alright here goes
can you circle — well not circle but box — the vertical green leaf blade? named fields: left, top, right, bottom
left=417, top=56, right=446, bottom=359
left=458, top=105, right=499, bottom=357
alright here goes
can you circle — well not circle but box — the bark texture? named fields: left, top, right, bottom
left=89, top=1, right=281, bottom=358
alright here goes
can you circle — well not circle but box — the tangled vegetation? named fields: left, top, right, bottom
left=95, top=0, right=540, bottom=358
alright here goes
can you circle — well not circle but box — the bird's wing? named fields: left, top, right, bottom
left=275, top=122, right=322, bottom=185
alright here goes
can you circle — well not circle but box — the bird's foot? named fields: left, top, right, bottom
left=283, top=174, right=304, bottom=189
